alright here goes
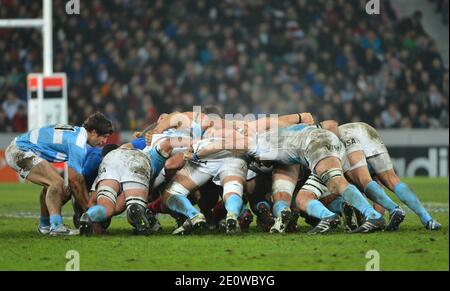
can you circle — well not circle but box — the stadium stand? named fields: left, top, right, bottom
left=0, top=0, right=448, bottom=132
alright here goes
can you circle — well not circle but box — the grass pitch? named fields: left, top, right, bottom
left=0, top=178, right=448, bottom=271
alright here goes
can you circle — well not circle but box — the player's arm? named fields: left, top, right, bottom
left=317, top=120, right=340, bottom=137
left=68, top=168, right=92, bottom=212
left=68, top=145, right=93, bottom=211
left=248, top=112, right=315, bottom=133
left=121, top=137, right=147, bottom=150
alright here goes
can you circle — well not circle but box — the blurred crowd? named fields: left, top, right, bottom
left=0, top=0, right=449, bottom=133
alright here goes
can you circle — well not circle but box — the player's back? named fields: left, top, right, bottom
left=15, top=124, right=87, bottom=163
left=251, top=124, right=314, bottom=164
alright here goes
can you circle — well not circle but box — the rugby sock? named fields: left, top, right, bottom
left=86, top=205, right=107, bottom=222
left=306, top=200, right=336, bottom=220
left=394, top=182, right=432, bottom=225
left=272, top=200, right=290, bottom=218
left=327, top=196, right=344, bottom=214
left=50, top=214, right=63, bottom=229
left=225, top=194, right=243, bottom=216
left=166, top=195, right=199, bottom=219
left=148, top=196, right=164, bottom=214
left=342, top=184, right=381, bottom=220
left=39, top=216, right=50, bottom=227
left=365, top=181, right=398, bottom=213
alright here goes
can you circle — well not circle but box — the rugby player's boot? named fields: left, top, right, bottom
left=425, top=219, right=442, bottom=230
left=172, top=213, right=207, bottom=235
left=286, top=209, right=300, bottom=233
left=342, top=203, right=359, bottom=232
left=128, top=204, right=152, bottom=236
left=350, top=217, right=386, bottom=234
left=37, top=224, right=51, bottom=235
left=79, top=212, right=93, bottom=236
left=226, top=212, right=241, bottom=235
left=270, top=209, right=292, bottom=234
left=385, top=207, right=406, bottom=231
left=238, top=209, right=254, bottom=233
left=307, top=214, right=341, bottom=235
left=144, top=208, right=161, bottom=233
left=255, top=202, right=275, bottom=232
left=49, top=224, right=79, bottom=236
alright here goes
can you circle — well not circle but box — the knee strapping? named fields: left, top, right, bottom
left=223, top=181, right=244, bottom=197
left=272, top=179, right=296, bottom=196
left=125, top=196, right=148, bottom=210
left=97, top=185, right=118, bottom=204
left=167, top=182, right=191, bottom=196
left=320, top=168, right=343, bottom=184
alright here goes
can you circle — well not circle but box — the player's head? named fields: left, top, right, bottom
left=157, top=113, right=169, bottom=123
left=202, top=105, right=224, bottom=118
left=83, top=112, right=114, bottom=146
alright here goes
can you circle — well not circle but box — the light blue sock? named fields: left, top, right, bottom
left=365, top=181, right=398, bottom=213
left=394, top=182, right=432, bottom=225
left=225, top=194, right=243, bottom=216
left=272, top=200, right=290, bottom=218
left=86, top=205, right=107, bottom=222
left=306, top=200, right=336, bottom=220
left=327, top=196, right=344, bottom=214
left=50, top=214, right=63, bottom=229
left=342, top=184, right=381, bottom=220
left=39, top=216, right=50, bottom=227
left=166, top=195, right=199, bottom=219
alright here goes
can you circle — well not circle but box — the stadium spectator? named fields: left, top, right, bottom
left=11, top=104, right=27, bottom=132
left=0, top=0, right=448, bottom=132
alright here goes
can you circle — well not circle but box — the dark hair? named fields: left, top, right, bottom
left=202, top=105, right=224, bottom=118
left=82, top=112, right=114, bottom=135
left=101, top=144, right=118, bottom=157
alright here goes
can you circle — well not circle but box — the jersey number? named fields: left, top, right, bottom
left=54, top=125, right=76, bottom=132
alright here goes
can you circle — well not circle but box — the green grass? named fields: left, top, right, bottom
left=0, top=178, right=448, bottom=271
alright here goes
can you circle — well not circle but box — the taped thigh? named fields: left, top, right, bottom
left=320, top=168, right=343, bottom=185
left=367, top=152, right=393, bottom=174
left=300, top=174, right=330, bottom=200
left=272, top=179, right=296, bottom=197
left=96, top=185, right=118, bottom=205
left=166, top=181, right=191, bottom=197
left=223, top=180, right=244, bottom=197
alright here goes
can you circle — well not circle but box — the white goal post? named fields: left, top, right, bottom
left=1, top=0, right=69, bottom=181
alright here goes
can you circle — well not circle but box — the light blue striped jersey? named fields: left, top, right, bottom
left=15, top=124, right=88, bottom=174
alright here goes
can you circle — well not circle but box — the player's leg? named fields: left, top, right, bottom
left=247, top=173, right=274, bottom=232
left=219, top=158, right=248, bottom=234
left=122, top=182, right=155, bottom=235
left=269, top=164, right=299, bottom=233
left=37, top=187, right=50, bottom=234
left=25, top=161, right=76, bottom=235
left=345, top=151, right=405, bottom=231
left=163, top=165, right=210, bottom=235
left=221, top=175, right=246, bottom=234
left=376, top=166, right=441, bottom=230
left=295, top=176, right=340, bottom=234
left=80, top=179, right=119, bottom=235
left=315, top=156, right=385, bottom=233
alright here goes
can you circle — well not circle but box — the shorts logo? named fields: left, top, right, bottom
left=99, top=167, right=106, bottom=175
left=344, top=138, right=357, bottom=148
left=325, top=144, right=341, bottom=152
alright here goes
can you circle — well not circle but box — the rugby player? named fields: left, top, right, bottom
left=5, top=112, right=113, bottom=235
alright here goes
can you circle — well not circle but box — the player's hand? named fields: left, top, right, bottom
left=300, top=113, right=314, bottom=125
left=183, top=151, right=194, bottom=161
left=132, top=131, right=142, bottom=140
left=145, top=130, right=154, bottom=145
